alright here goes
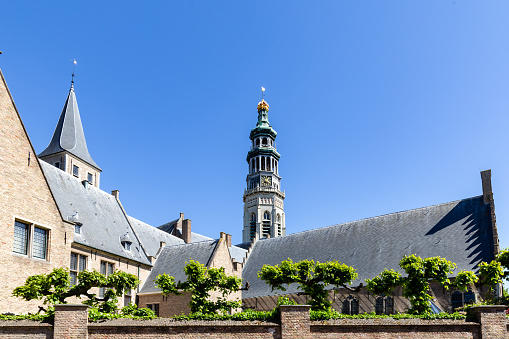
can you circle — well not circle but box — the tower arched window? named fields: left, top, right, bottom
left=263, top=211, right=270, bottom=220
left=261, top=156, right=265, bottom=170
left=267, top=157, right=271, bottom=171
left=251, top=213, right=256, bottom=222
left=262, top=137, right=267, bottom=146
left=251, top=159, right=255, bottom=173
left=256, top=139, right=260, bottom=147
left=277, top=214, right=281, bottom=223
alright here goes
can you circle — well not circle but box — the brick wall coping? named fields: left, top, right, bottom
left=53, top=304, right=89, bottom=310
left=313, top=319, right=476, bottom=326
left=279, top=305, right=312, bottom=310
left=0, top=320, right=52, bottom=328
left=88, top=318, right=280, bottom=328
left=468, top=305, right=507, bottom=311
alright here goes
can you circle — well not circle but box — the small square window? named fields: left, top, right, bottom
left=87, top=173, right=93, bottom=184
left=73, top=165, right=79, bottom=177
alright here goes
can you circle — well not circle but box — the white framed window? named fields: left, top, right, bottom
left=70, top=253, right=87, bottom=286
left=13, top=220, right=49, bottom=260
left=73, top=165, right=79, bottom=177
left=99, top=261, right=114, bottom=298
left=124, top=288, right=132, bottom=306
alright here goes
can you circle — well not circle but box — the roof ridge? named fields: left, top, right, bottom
left=273, top=195, right=483, bottom=240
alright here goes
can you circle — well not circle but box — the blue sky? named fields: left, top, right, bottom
left=1, top=1, right=509, bottom=252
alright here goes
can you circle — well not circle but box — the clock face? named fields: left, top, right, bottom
left=261, top=175, right=272, bottom=186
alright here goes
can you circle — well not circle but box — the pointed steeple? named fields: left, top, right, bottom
left=39, top=84, right=100, bottom=170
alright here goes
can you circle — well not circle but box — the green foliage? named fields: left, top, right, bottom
left=367, top=255, right=457, bottom=314
left=172, top=308, right=278, bottom=321
left=88, top=306, right=157, bottom=321
left=258, top=259, right=357, bottom=311
left=155, top=260, right=243, bottom=315
left=12, top=267, right=139, bottom=314
left=366, top=269, right=402, bottom=295
left=310, top=309, right=466, bottom=321
left=276, top=295, right=297, bottom=306
left=452, top=270, right=478, bottom=291
left=496, top=248, right=509, bottom=280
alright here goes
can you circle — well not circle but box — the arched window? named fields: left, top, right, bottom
left=262, top=137, right=267, bottom=145
left=277, top=214, right=281, bottom=223
left=251, top=213, right=256, bottom=222
left=251, top=159, right=255, bottom=173
left=261, top=156, right=265, bottom=170
left=263, top=211, right=271, bottom=220
left=342, top=296, right=359, bottom=315
left=267, top=157, right=271, bottom=171
left=256, top=139, right=260, bottom=147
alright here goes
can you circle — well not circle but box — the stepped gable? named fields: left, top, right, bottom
left=39, top=84, right=100, bottom=170
left=127, top=216, right=184, bottom=257
left=40, top=161, right=150, bottom=265
left=242, top=196, right=496, bottom=299
left=140, top=240, right=218, bottom=293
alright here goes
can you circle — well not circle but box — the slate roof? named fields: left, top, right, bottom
left=39, top=85, right=100, bottom=170
left=127, top=216, right=184, bottom=258
left=157, top=221, right=214, bottom=243
left=140, top=240, right=218, bottom=293
left=229, top=245, right=248, bottom=263
left=40, top=161, right=150, bottom=265
left=242, top=196, right=496, bottom=299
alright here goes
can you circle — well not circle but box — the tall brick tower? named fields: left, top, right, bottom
left=242, top=99, right=285, bottom=242
left=38, top=83, right=101, bottom=187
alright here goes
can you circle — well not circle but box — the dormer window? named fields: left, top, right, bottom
left=120, top=233, right=133, bottom=251
left=74, top=224, right=82, bottom=234
left=73, top=165, right=79, bottom=177
left=54, top=162, right=60, bottom=169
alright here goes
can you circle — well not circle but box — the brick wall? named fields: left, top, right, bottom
left=0, top=68, right=73, bottom=314
left=0, top=304, right=508, bottom=338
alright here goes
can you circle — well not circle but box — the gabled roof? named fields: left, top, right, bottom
left=242, top=196, right=496, bottom=299
left=40, top=161, right=149, bottom=265
left=127, top=216, right=184, bottom=257
left=140, top=240, right=218, bottom=293
left=38, top=85, right=100, bottom=170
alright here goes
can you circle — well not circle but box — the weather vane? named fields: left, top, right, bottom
left=71, top=59, right=77, bottom=84
left=261, top=86, right=265, bottom=101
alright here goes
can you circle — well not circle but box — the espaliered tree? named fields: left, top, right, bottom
left=366, top=254, right=503, bottom=314
left=257, top=259, right=359, bottom=311
left=155, top=260, right=243, bottom=315
left=13, top=268, right=139, bottom=313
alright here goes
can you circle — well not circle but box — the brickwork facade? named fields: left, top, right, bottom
left=53, top=304, right=89, bottom=339
left=68, top=244, right=152, bottom=309
left=0, top=69, right=74, bottom=314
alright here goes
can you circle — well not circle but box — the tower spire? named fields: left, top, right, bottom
left=71, top=59, right=77, bottom=85
left=242, top=94, right=285, bottom=242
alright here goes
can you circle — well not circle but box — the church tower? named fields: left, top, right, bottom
left=242, top=99, right=285, bottom=242
left=38, top=83, right=102, bottom=188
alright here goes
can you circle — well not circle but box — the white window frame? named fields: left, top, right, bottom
left=13, top=217, right=51, bottom=261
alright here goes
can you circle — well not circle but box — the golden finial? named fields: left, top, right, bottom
left=257, top=99, right=269, bottom=111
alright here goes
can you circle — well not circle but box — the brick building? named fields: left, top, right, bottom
left=0, top=66, right=501, bottom=316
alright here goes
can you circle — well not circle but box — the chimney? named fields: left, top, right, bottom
left=111, top=190, right=120, bottom=200
left=160, top=241, right=166, bottom=249
left=182, top=219, right=191, bottom=244
left=148, top=256, right=156, bottom=264
left=225, top=234, right=232, bottom=247
left=481, top=170, right=493, bottom=204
